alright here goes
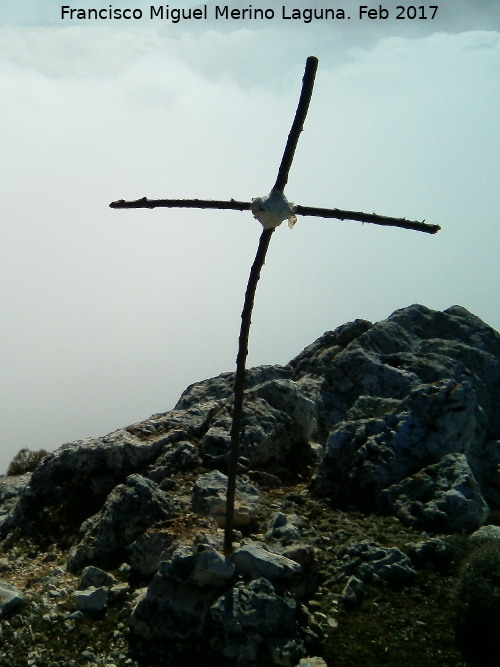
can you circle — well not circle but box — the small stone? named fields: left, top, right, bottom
left=118, top=562, right=131, bottom=577
left=266, top=512, right=302, bottom=542
left=73, top=586, right=109, bottom=613
left=0, top=581, right=24, bottom=617
left=80, top=566, right=117, bottom=590
left=67, top=610, right=84, bottom=621
left=109, top=583, right=130, bottom=602
left=297, top=658, right=329, bottom=667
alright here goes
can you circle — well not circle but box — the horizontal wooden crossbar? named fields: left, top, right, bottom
left=109, top=197, right=440, bottom=234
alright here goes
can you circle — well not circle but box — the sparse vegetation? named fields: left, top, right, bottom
left=7, top=447, right=49, bottom=476
left=454, top=540, right=500, bottom=665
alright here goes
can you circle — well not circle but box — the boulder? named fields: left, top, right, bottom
left=0, top=581, right=24, bottom=617
left=130, top=572, right=219, bottom=642
left=73, top=586, right=109, bottom=614
left=147, top=440, right=201, bottom=484
left=175, top=365, right=293, bottom=410
left=469, top=524, right=500, bottom=545
left=0, top=474, right=31, bottom=523
left=201, top=378, right=316, bottom=473
left=159, top=544, right=235, bottom=588
left=210, top=578, right=304, bottom=666
left=0, top=430, right=168, bottom=537
left=406, top=538, right=455, bottom=571
left=127, top=529, right=176, bottom=578
left=67, top=474, right=177, bottom=571
left=3, top=303, right=499, bottom=548
left=297, top=659, right=329, bottom=667
left=191, top=470, right=260, bottom=528
left=311, top=346, right=494, bottom=533
left=334, top=540, right=416, bottom=588
left=379, top=453, right=489, bottom=532
left=79, top=566, right=117, bottom=589
left=232, top=542, right=302, bottom=581
left=313, top=378, right=487, bottom=515
left=266, top=512, right=303, bottom=543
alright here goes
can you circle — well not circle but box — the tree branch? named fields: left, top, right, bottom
left=294, top=204, right=441, bottom=234
left=109, top=197, right=251, bottom=212
left=109, top=197, right=440, bottom=234
left=224, top=228, right=274, bottom=555
left=274, top=56, right=318, bottom=193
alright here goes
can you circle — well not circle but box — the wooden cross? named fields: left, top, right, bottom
left=110, top=56, right=440, bottom=554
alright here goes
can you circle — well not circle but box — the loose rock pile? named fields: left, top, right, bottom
left=1, top=304, right=499, bottom=666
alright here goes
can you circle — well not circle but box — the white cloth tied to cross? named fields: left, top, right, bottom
left=251, top=189, right=297, bottom=229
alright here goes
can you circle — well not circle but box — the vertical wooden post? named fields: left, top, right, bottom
left=223, top=57, right=319, bottom=555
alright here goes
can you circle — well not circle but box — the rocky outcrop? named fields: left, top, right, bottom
left=191, top=470, right=260, bottom=527
left=1, top=304, right=500, bottom=665
left=67, top=474, right=178, bottom=572
left=210, top=577, right=304, bottom=666
left=306, top=304, right=500, bottom=531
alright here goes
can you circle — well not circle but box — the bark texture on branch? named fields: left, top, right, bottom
left=224, top=228, right=274, bottom=555
left=109, top=197, right=440, bottom=234
left=274, top=56, right=318, bottom=193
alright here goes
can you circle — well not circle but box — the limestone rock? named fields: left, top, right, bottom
left=297, top=659, right=329, bottom=667
left=127, top=529, right=176, bottom=578
left=379, top=453, right=489, bottom=532
left=306, top=304, right=500, bottom=530
left=201, top=378, right=316, bottom=473
left=469, top=524, right=500, bottom=545
left=0, top=474, right=31, bottom=522
left=232, top=542, right=302, bottom=581
left=147, top=440, right=201, bottom=485
left=2, top=303, right=500, bottom=665
left=79, top=566, right=117, bottom=590
left=73, top=586, right=109, bottom=613
left=67, top=474, right=177, bottom=572
left=130, top=570, right=220, bottom=642
left=159, top=544, right=235, bottom=589
left=175, top=365, right=293, bottom=410
left=0, top=581, right=24, bottom=617
left=335, top=540, right=416, bottom=587
left=266, top=512, right=303, bottom=543
left=191, top=470, right=260, bottom=527
left=3, top=303, right=500, bottom=546
left=406, top=538, right=455, bottom=571
left=210, top=578, right=304, bottom=666
left=1, top=430, right=168, bottom=537
left=314, top=379, right=487, bottom=510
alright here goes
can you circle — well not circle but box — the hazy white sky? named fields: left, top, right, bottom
left=1, top=1, right=499, bottom=473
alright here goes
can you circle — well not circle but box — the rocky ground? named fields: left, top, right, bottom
left=0, top=477, right=485, bottom=667
left=1, top=304, right=499, bottom=666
